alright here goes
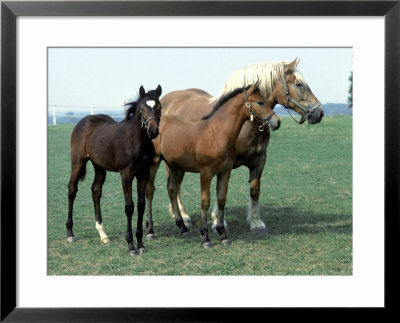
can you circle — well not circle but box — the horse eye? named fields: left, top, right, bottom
left=295, top=83, right=302, bottom=88
left=257, top=101, right=264, bottom=105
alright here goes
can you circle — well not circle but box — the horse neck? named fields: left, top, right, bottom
left=208, top=95, right=248, bottom=148
left=126, top=110, right=146, bottom=140
left=268, top=77, right=287, bottom=108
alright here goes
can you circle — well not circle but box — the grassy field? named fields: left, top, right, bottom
left=48, top=116, right=352, bottom=275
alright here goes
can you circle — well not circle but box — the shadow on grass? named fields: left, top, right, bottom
left=151, top=205, right=352, bottom=243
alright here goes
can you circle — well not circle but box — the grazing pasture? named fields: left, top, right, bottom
left=48, top=116, right=352, bottom=275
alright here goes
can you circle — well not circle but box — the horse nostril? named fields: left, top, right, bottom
left=150, top=128, right=159, bottom=139
left=275, top=119, right=281, bottom=130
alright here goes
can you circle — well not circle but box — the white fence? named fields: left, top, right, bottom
left=48, top=105, right=126, bottom=125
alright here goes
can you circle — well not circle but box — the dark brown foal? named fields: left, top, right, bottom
left=66, top=85, right=162, bottom=256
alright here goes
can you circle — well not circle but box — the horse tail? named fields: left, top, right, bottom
left=70, top=117, right=91, bottom=183
left=77, top=162, right=87, bottom=182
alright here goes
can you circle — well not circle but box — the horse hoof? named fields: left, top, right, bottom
left=202, top=242, right=213, bottom=249
left=129, top=249, right=139, bottom=256
left=184, top=220, right=192, bottom=228
left=67, top=236, right=74, bottom=243
left=182, top=231, right=192, bottom=237
left=146, top=233, right=156, bottom=240
left=138, top=247, right=146, bottom=254
left=221, top=239, right=231, bottom=246
left=251, top=228, right=268, bottom=235
left=101, top=237, right=110, bottom=244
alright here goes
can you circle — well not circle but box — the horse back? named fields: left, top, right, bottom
left=70, top=114, right=119, bottom=161
left=161, top=89, right=213, bottom=121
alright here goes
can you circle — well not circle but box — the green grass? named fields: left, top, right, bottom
left=48, top=116, right=352, bottom=275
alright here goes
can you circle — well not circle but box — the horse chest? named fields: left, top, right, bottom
left=234, top=131, right=269, bottom=168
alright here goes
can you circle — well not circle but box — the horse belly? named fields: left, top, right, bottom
left=166, top=155, right=201, bottom=173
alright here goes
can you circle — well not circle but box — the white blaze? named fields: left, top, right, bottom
left=146, top=100, right=156, bottom=108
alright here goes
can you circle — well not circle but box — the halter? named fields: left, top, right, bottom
left=141, top=114, right=158, bottom=130
left=280, top=73, right=321, bottom=124
left=140, top=102, right=159, bottom=130
left=243, top=89, right=276, bottom=132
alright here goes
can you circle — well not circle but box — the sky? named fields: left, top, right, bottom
left=48, top=47, right=352, bottom=111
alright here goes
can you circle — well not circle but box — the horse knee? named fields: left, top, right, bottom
left=201, top=197, right=210, bottom=210
left=91, top=184, right=102, bottom=200
left=167, top=186, right=178, bottom=199
left=146, top=182, right=155, bottom=199
left=68, top=181, right=78, bottom=197
left=125, top=202, right=134, bottom=216
left=217, top=197, right=226, bottom=209
left=137, top=196, right=145, bottom=213
left=250, top=185, right=260, bottom=200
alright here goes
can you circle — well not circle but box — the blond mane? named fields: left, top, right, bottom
left=211, top=60, right=307, bottom=102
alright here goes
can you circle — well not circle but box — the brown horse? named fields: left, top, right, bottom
left=66, top=85, right=162, bottom=256
left=157, top=84, right=280, bottom=248
left=145, top=58, right=323, bottom=239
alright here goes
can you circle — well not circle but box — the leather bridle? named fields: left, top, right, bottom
left=243, top=89, right=276, bottom=132
left=281, top=73, right=321, bottom=124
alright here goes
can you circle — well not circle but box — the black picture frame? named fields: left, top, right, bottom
left=1, top=1, right=399, bottom=321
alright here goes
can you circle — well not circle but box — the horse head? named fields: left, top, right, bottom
left=279, top=58, right=324, bottom=124
left=244, top=83, right=281, bottom=131
left=138, top=85, right=162, bottom=139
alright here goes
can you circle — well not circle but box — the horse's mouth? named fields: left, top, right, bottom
left=148, top=130, right=159, bottom=139
left=307, top=108, right=324, bottom=124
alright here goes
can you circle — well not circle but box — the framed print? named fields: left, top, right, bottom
left=1, top=0, right=399, bottom=321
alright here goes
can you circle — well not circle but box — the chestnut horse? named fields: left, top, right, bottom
left=158, top=84, right=280, bottom=248
left=66, top=85, right=162, bottom=256
left=145, top=58, right=323, bottom=239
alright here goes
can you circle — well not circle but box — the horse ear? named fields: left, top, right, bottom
left=139, top=85, right=146, bottom=98
left=284, top=58, right=298, bottom=74
left=247, top=83, right=258, bottom=95
left=156, top=84, right=162, bottom=97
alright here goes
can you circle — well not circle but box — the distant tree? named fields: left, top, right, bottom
left=66, top=111, right=74, bottom=116
left=347, top=71, right=353, bottom=109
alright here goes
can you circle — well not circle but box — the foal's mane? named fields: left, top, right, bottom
left=124, top=89, right=160, bottom=121
left=124, top=96, right=140, bottom=121
left=202, top=85, right=253, bottom=120
left=212, top=60, right=307, bottom=102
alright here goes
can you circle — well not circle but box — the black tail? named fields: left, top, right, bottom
left=78, top=162, right=87, bottom=182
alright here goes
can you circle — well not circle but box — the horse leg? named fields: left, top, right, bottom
left=91, top=165, right=109, bottom=243
left=211, top=201, right=229, bottom=233
left=167, top=167, right=190, bottom=236
left=215, top=171, right=231, bottom=245
left=177, top=188, right=192, bottom=226
left=136, top=168, right=149, bottom=253
left=199, top=168, right=213, bottom=248
left=145, top=155, right=161, bottom=240
left=247, top=154, right=267, bottom=234
left=166, top=164, right=192, bottom=227
left=66, top=159, right=87, bottom=242
left=120, top=169, right=137, bottom=256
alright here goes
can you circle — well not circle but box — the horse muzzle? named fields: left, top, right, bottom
left=269, top=116, right=281, bottom=131
left=147, top=126, right=159, bottom=139
left=307, top=106, right=324, bottom=125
